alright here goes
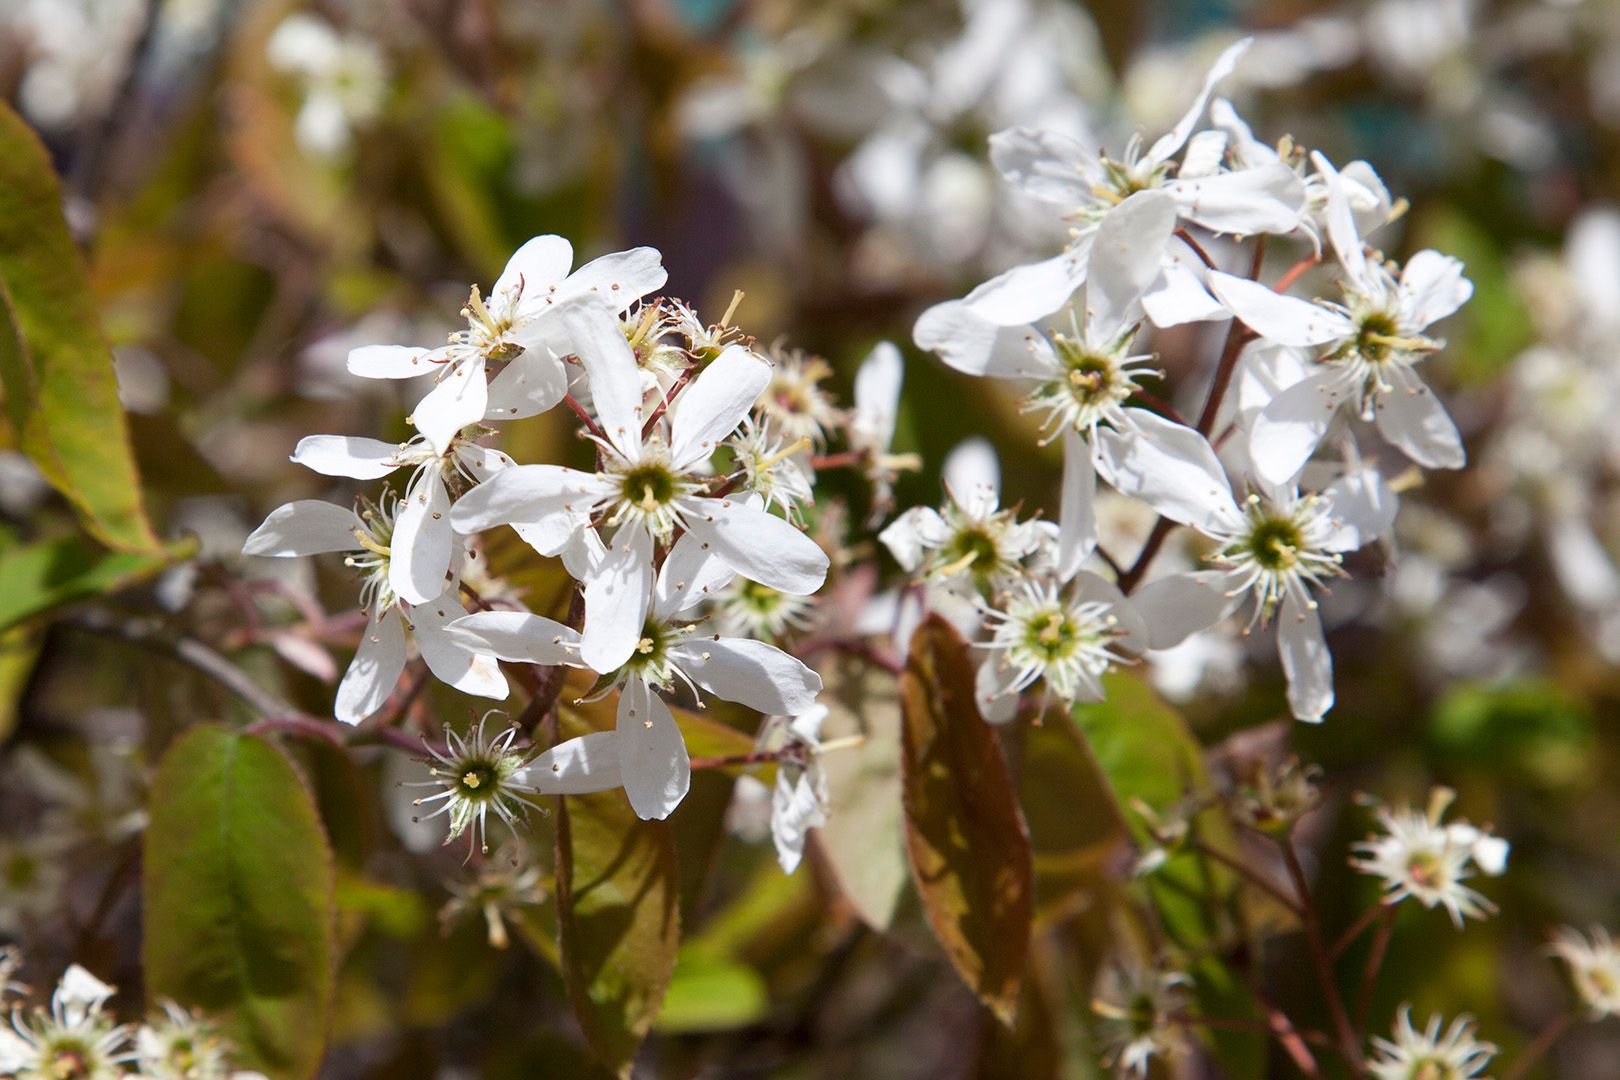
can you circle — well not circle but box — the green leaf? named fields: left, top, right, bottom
left=653, top=952, right=769, bottom=1033
left=0, top=534, right=185, bottom=632
left=899, top=615, right=1033, bottom=1026
left=143, top=726, right=336, bottom=1080
left=0, top=102, right=164, bottom=553
left=554, top=703, right=681, bottom=1078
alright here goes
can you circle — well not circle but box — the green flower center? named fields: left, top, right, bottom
left=1245, top=517, right=1305, bottom=572
left=1354, top=311, right=1400, bottom=364
left=1023, top=610, right=1080, bottom=662
left=737, top=580, right=786, bottom=613
left=620, top=464, right=677, bottom=510
left=1406, top=850, right=1444, bottom=890
left=46, top=1041, right=93, bottom=1080
left=1053, top=337, right=1120, bottom=406
left=457, top=761, right=501, bottom=799
left=943, top=528, right=1001, bottom=578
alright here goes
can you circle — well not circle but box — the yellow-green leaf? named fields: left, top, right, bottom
left=899, top=615, right=1033, bottom=1026
left=0, top=534, right=183, bottom=632
left=0, top=102, right=164, bottom=553
left=143, top=726, right=336, bottom=1080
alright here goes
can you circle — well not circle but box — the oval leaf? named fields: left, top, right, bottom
left=143, top=725, right=336, bottom=1080
left=899, top=615, right=1033, bottom=1026
left=0, top=102, right=164, bottom=553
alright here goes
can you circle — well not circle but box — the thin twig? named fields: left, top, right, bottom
left=1188, top=838, right=1305, bottom=918
left=1502, top=1014, right=1574, bottom=1080
left=1355, top=907, right=1397, bottom=1034
left=1330, top=903, right=1389, bottom=961
left=563, top=394, right=606, bottom=440
left=1281, top=831, right=1366, bottom=1074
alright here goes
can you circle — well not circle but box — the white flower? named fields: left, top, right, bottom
left=848, top=341, right=918, bottom=518
left=1368, top=1008, right=1495, bottom=1080
left=727, top=417, right=814, bottom=523
left=345, top=238, right=666, bottom=454
left=406, top=715, right=544, bottom=856
left=450, top=307, right=828, bottom=673
left=241, top=493, right=506, bottom=723
left=0, top=965, right=132, bottom=1080
left=1351, top=788, right=1508, bottom=927
left=135, top=1000, right=261, bottom=1080
left=449, top=530, right=822, bottom=820
left=879, top=438, right=1045, bottom=596
left=1209, top=154, right=1472, bottom=485
left=712, top=578, right=816, bottom=641
left=265, top=13, right=387, bottom=159
left=439, top=847, right=547, bottom=950
left=1120, top=438, right=1396, bottom=722
left=1548, top=926, right=1620, bottom=1020
left=759, top=706, right=830, bottom=874
left=1092, top=965, right=1190, bottom=1078
left=756, top=345, right=843, bottom=447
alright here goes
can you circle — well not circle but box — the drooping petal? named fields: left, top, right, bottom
left=877, top=506, right=947, bottom=571
left=1146, top=36, right=1251, bottom=164
left=1071, top=570, right=1150, bottom=655
left=961, top=250, right=1087, bottom=327
left=555, top=247, right=668, bottom=311
left=493, top=234, right=574, bottom=299
left=390, top=471, right=456, bottom=606
left=974, top=658, right=1022, bottom=724
left=669, top=636, right=822, bottom=715
left=448, top=463, right=608, bottom=534
left=617, top=679, right=690, bottom=820
left=410, top=594, right=509, bottom=700
left=1249, top=370, right=1354, bottom=487
left=653, top=529, right=737, bottom=620
left=1141, top=259, right=1230, bottom=328
left=852, top=341, right=903, bottom=449
left=1168, top=162, right=1305, bottom=236
left=1278, top=593, right=1333, bottom=723
left=411, top=354, right=488, bottom=457
left=942, top=436, right=1001, bottom=516
left=1096, top=409, right=1241, bottom=531
left=522, top=731, right=623, bottom=795
left=243, top=500, right=360, bottom=557
left=912, top=299, right=1055, bottom=379
left=442, top=610, right=583, bottom=666
left=290, top=434, right=402, bottom=479
left=1207, top=272, right=1354, bottom=347
left=1057, top=430, right=1096, bottom=583
left=987, top=126, right=1098, bottom=204
left=1320, top=469, right=1398, bottom=552
left=1131, top=570, right=1242, bottom=649
left=335, top=607, right=407, bottom=724
left=1085, top=189, right=1178, bottom=343
left=1373, top=374, right=1465, bottom=470
left=669, top=344, right=771, bottom=469
left=1311, top=151, right=1368, bottom=282
left=347, top=344, right=437, bottom=380
left=581, top=525, right=655, bottom=673
left=1398, top=249, right=1473, bottom=330
left=485, top=349, right=568, bottom=420
left=556, top=300, right=644, bottom=456
left=771, top=772, right=824, bottom=873
left=682, top=497, right=828, bottom=595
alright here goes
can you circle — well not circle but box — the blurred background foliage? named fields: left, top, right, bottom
left=4, top=0, right=1620, bottom=1077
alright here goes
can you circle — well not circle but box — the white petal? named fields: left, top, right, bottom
left=1096, top=409, right=1241, bottom=531
left=771, top=773, right=821, bottom=873
left=346, top=344, right=434, bottom=379
left=1168, top=163, right=1305, bottom=236
left=961, top=250, right=1087, bottom=326
left=411, top=355, right=488, bottom=457
left=1071, top=570, right=1149, bottom=655
left=581, top=525, right=655, bottom=672
left=852, top=341, right=903, bottom=448
left=1278, top=593, right=1332, bottom=723
left=493, top=234, right=574, bottom=299
left=410, top=595, right=509, bottom=700
left=555, top=247, right=668, bottom=310
left=670, top=637, right=822, bottom=715
left=878, top=506, right=946, bottom=571
left=522, top=731, right=623, bottom=795
left=1147, top=36, right=1251, bottom=164
left=335, top=607, right=407, bottom=724
left=54, top=965, right=116, bottom=1022
left=448, top=464, right=607, bottom=535
left=243, top=500, right=360, bottom=557
left=943, top=437, right=1000, bottom=515
left=485, top=350, right=568, bottom=420
left=912, top=299, right=1053, bottom=379
left=1311, top=151, right=1368, bottom=281
left=669, top=344, right=771, bottom=468
left=1057, top=430, right=1096, bottom=582
left=683, top=498, right=828, bottom=595
left=557, top=300, right=643, bottom=455
left=1373, top=375, right=1465, bottom=470
left=1085, top=190, right=1178, bottom=342
left=290, top=434, right=401, bottom=480
left=617, top=680, right=690, bottom=820
left=1250, top=370, right=1353, bottom=486
left=1398, top=249, right=1473, bottom=330
left=1141, top=260, right=1229, bottom=328
left=442, top=610, right=583, bottom=665
left=653, top=529, right=737, bottom=619
left=390, top=471, right=456, bottom=606
left=1320, top=470, right=1398, bottom=551
left=975, top=658, right=1022, bottom=724
left=987, top=126, right=1098, bottom=204
left=1207, top=272, right=1352, bottom=347
left=1131, top=570, right=1241, bottom=649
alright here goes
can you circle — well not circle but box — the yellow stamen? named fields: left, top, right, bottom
left=352, top=529, right=391, bottom=557
left=720, top=289, right=745, bottom=328
left=755, top=435, right=813, bottom=473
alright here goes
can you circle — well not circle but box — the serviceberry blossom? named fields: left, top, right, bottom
left=757, top=706, right=832, bottom=874
left=450, top=303, right=828, bottom=673
left=242, top=492, right=505, bottom=723
left=407, top=715, right=545, bottom=857
left=345, top=237, right=666, bottom=454
left=1367, top=1008, right=1495, bottom=1080
left=1210, top=157, right=1473, bottom=485
left=847, top=341, right=918, bottom=520
left=1351, top=789, right=1509, bottom=927
left=1092, top=965, right=1190, bottom=1079
left=135, top=1001, right=264, bottom=1080
left=265, top=13, right=387, bottom=159
left=0, top=965, right=130, bottom=1080
left=1548, top=926, right=1620, bottom=1020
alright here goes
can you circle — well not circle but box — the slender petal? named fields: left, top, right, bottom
left=1373, top=373, right=1466, bottom=469
left=1207, top=272, right=1353, bottom=347
left=391, top=471, right=456, bottom=606
left=1250, top=370, right=1355, bottom=486
left=669, top=345, right=771, bottom=468
left=1399, top=249, right=1473, bottom=328
left=1278, top=593, right=1333, bottom=723
left=243, top=500, right=360, bottom=557
left=1147, top=37, right=1252, bottom=164
left=653, top=530, right=737, bottom=620
left=1321, top=470, right=1398, bottom=552
left=669, top=636, right=823, bottom=715
left=493, top=234, right=574, bottom=298
left=581, top=525, right=655, bottom=672
left=943, top=437, right=1000, bottom=516
left=1132, top=570, right=1241, bottom=649
left=558, top=301, right=643, bottom=455
left=449, top=463, right=608, bottom=534
left=442, top=610, right=583, bottom=665
left=335, top=607, right=407, bottom=724
left=523, top=731, right=623, bottom=795
left=485, top=349, right=568, bottom=420
left=347, top=344, right=436, bottom=379
left=291, top=435, right=401, bottom=480
left=682, top=497, right=828, bottom=595
left=1057, top=430, right=1096, bottom=582
left=961, top=251, right=1087, bottom=326
left=1097, top=409, right=1241, bottom=531
left=410, top=594, right=509, bottom=700
left=912, top=299, right=1053, bottom=379
left=1085, top=190, right=1178, bottom=343
left=411, top=354, right=488, bottom=457
left=987, top=126, right=1097, bottom=204
left=617, top=679, right=690, bottom=820
left=554, top=247, right=668, bottom=311
left=1169, top=163, right=1305, bottom=236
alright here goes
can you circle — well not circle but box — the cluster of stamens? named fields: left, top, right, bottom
left=1209, top=493, right=1343, bottom=625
